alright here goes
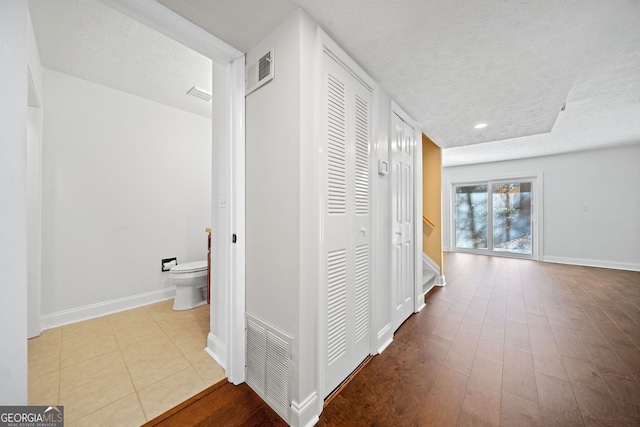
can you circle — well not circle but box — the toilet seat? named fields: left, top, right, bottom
left=170, top=260, right=207, bottom=274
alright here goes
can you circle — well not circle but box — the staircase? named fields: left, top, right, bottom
left=422, top=253, right=443, bottom=293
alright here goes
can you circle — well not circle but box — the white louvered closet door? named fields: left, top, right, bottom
left=323, top=52, right=372, bottom=398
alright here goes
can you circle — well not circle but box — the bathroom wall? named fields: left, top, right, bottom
left=41, top=68, right=212, bottom=327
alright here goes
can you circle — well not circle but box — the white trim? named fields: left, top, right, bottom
left=206, top=332, right=227, bottom=369
left=422, top=252, right=441, bottom=275
left=98, top=0, right=243, bottom=63
left=369, top=57, right=380, bottom=359
left=422, top=253, right=444, bottom=290
left=389, top=102, right=423, bottom=314
left=543, top=256, right=640, bottom=272
left=99, top=0, right=247, bottom=387
left=41, top=287, right=176, bottom=330
left=377, top=324, right=393, bottom=354
left=316, top=28, right=378, bottom=404
left=291, top=391, right=320, bottom=427
left=319, top=29, right=376, bottom=90
left=228, top=56, right=246, bottom=385
left=414, top=123, right=424, bottom=312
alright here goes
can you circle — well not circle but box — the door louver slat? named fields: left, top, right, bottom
left=354, top=244, right=369, bottom=342
left=354, top=94, right=369, bottom=215
left=327, top=249, right=347, bottom=365
left=327, top=74, right=347, bottom=215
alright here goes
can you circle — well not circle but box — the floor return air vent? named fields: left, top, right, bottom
left=245, top=313, right=292, bottom=423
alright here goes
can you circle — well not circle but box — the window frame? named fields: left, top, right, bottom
left=449, top=173, right=543, bottom=261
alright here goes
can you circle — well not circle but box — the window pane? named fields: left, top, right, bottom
left=455, top=185, right=488, bottom=249
left=492, top=182, right=532, bottom=254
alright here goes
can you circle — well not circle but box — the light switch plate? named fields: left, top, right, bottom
left=378, top=159, right=389, bottom=176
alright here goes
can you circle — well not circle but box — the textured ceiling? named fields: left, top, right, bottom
left=28, top=0, right=213, bottom=118
left=292, top=0, right=639, bottom=148
left=28, top=0, right=640, bottom=164
left=156, top=0, right=640, bottom=164
left=156, top=0, right=297, bottom=53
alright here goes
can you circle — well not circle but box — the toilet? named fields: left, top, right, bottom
left=169, top=260, right=208, bottom=310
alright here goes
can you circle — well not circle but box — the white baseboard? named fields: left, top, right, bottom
left=377, top=324, right=393, bottom=354
left=422, top=253, right=441, bottom=275
left=436, top=275, right=447, bottom=287
left=424, top=281, right=437, bottom=294
left=41, top=287, right=176, bottom=329
left=291, top=391, right=319, bottom=427
left=543, top=256, right=640, bottom=272
left=206, top=332, right=227, bottom=371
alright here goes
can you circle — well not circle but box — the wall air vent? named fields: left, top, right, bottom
left=246, top=48, right=274, bottom=95
left=187, top=86, right=212, bottom=102
left=246, top=313, right=292, bottom=423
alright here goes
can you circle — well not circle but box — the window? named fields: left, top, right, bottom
left=455, top=180, right=534, bottom=257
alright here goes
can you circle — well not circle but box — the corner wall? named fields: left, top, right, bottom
left=245, top=10, right=307, bottom=425
left=41, top=69, right=212, bottom=326
left=27, top=9, right=45, bottom=338
left=443, top=144, right=640, bottom=271
left=0, top=0, right=28, bottom=404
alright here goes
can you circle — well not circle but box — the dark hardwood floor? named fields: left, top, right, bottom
left=146, top=253, right=640, bottom=426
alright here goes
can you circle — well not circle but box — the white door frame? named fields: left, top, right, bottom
left=100, top=0, right=247, bottom=384
left=390, top=102, right=424, bottom=317
left=316, top=29, right=377, bottom=404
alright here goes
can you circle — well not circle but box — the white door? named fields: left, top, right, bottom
left=323, top=52, right=372, bottom=397
left=391, top=113, right=414, bottom=331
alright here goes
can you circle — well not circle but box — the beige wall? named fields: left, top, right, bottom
left=422, top=134, right=443, bottom=271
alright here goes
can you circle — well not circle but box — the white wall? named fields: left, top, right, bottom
left=245, top=11, right=301, bottom=339
left=443, top=144, right=640, bottom=271
left=27, top=10, right=44, bottom=338
left=245, top=10, right=418, bottom=425
left=245, top=11, right=313, bottom=423
left=373, top=89, right=394, bottom=351
left=0, top=0, right=29, bottom=404
left=41, top=68, right=212, bottom=326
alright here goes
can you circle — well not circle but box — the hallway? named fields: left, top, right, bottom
left=152, top=253, right=640, bottom=426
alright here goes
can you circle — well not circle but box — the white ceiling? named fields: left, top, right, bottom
left=28, top=0, right=213, bottom=118
left=28, top=0, right=640, bottom=165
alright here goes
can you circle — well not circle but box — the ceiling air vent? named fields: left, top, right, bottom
left=187, top=86, right=212, bottom=102
left=246, top=48, right=274, bottom=95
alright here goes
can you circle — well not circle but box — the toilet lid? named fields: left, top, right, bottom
left=170, top=260, right=207, bottom=273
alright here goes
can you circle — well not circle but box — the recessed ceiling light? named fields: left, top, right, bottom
left=474, top=123, right=488, bottom=129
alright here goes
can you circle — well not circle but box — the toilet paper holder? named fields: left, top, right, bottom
left=161, top=257, right=177, bottom=272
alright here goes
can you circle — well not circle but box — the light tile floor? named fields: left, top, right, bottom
left=28, top=300, right=225, bottom=426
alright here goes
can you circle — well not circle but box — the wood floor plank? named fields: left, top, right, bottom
left=502, top=346, right=538, bottom=403
left=500, top=390, right=542, bottom=426
left=148, top=254, right=640, bottom=427
left=461, top=356, right=502, bottom=425
left=535, top=372, right=583, bottom=426
left=415, top=367, right=469, bottom=426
